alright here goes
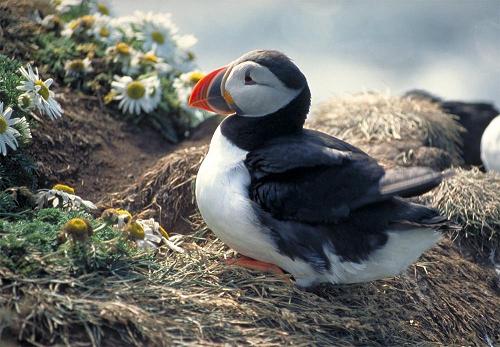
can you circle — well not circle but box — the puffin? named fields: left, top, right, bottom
left=481, top=115, right=500, bottom=172
left=190, top=50, right=455, bottom=288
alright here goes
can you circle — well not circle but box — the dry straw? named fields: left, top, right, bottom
left=1, top=233, right=498, bottom=346
left=106, top=145, right=208, bottom=230
left=307, top=92, right=465, bottom=169
left=419, top=167, right=500, bottom=256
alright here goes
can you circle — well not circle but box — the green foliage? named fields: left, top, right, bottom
left=34, top=33, right=81, bottom=79
left=0, top=54, right=24, bottom=111
left=0, top=191, right=16, bottom=213
left=0, top=208, right=151, bottom=278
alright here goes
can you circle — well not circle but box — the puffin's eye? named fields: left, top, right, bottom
left=244, top=73, right=255, bottom=85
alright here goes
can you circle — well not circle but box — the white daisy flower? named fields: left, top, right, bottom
left=52, top=0, right=82, bottom=13
left=62, top=15, right=95, bottom=37
left=91, top=14, right=121, bottom=44
left=135, top=12, right=181, bottom=60
left=0, top=102, right=20, bottom=156
left=128, top=50, right=172, bottom=75
left=89, top=0, right=114, bottom=16
left=17, top=64, right=64, bottom=120
left=106, top=42, right=136, bottom=71
left=64, top=57, right=93, bottom=77
left=35, top=184, right=96, bottom=211
left=111, top=75, right=161, bottom=115
left=127, top=218, right=185, bottom=252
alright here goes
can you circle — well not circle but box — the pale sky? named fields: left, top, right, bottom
left=110, top=0, right=500, bottom=107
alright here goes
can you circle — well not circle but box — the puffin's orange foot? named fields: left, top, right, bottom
left=225, top=255, right=292, bottom=284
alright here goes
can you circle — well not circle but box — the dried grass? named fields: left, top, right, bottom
left=307, top=92, right=465, bottom=169
left=418, top=167, right=500, bottom=257
left=104, top=145, right=208, bottom=231
left=1, top=230, right=498, bottom=346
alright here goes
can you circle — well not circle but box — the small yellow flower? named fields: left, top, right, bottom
left=80, top=15, right=95, bottom=28
left=125, top=220, right=145, bottom=240
left=141, top=52, right=159, bottom=64
left=116, top=42, right=131, bottom=56
left=52, top=184, right=75, bottom=195
left=62, top=218, right=93, bottom=242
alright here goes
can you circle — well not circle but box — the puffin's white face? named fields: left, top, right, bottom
left=223, top=61, right=302, bottom=117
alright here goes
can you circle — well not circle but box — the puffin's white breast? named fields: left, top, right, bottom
left=481, top=115, right=500, bottom=172
left=195, top=126, right=278, bottom=262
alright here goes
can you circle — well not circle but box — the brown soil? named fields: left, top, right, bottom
left=30, top=87, right=220, bottom=204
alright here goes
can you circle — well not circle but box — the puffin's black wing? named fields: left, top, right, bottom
left=245, top=129, right=444, bottom=223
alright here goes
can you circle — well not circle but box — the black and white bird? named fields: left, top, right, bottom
left=189, top=50, right=454, bottom=288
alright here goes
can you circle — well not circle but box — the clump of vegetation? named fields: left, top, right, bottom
left=419, top=167, right=500, bottom=257
left=0, top=208, right=148, bottom=276
left=28, top=0, right=210, bottom=142
left=0, top=215, right=498, bottom=346
left=0, top=55, right=37, bottom=189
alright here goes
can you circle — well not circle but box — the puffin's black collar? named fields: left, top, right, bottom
left=220, top=85, right=311, bottom=151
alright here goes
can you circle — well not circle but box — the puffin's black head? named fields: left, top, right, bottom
left=189, top=50, right=310, bottom=121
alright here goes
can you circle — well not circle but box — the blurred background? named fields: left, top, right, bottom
left=112, top=0, right=500, bottom=106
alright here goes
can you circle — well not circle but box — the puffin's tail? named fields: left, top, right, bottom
left=378, top=167, right=453, bottom=199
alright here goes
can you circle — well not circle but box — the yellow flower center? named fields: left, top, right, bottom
left=142, top=52, right=159, bottom=63
left=116, top=209, right=132, bottom=218
left=126, top=81, right=146, bottom=100
left=151, top=31, right=165, bottom=44
left=116, top=42, right=130, bottom=55
left=99, top=26, right=110, bottom=37
left=63, top=218, right=90, bottom=236
left=81, top=15, right=95, bottom=28
left=35, top=80, right=50, bottom=101
left=68, top=59, right=85, bottom=71
left=54, top=0, right=62, bottom=5
left=0, top=117, right=7, bottom=134
left=97, top=3, right=110, bottom=15
left=52, top=184, right=75, bottom=194
left=126, top=221, right=145, bottom=239
left=189, top=71, right=205, bottom=84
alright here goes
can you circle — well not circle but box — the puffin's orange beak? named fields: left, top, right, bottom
left=188, top=66, right=235, bottom=115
